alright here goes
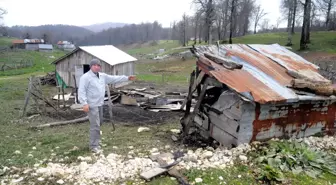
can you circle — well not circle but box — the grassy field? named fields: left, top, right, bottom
left=123, top=31, right=336, bottom=57
left=124, top=40, right=180, bottom=56
left=135, top=59, right=196, bottom=85
left=0, top=37, right=15, bottom=47
left=0, top=50, right=66, bottom=76
left=233, top=31, right=336, bottom=53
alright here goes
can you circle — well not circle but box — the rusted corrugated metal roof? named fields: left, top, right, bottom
left=12, top=40, right=24, bottom=44
left=194, top=44, right=335, bottom=104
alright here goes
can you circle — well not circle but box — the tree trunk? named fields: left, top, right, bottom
left=326, top=0, right=332, bottom=29
left=306, top=0, right=311, bottom=43
left=300, top=0, right=311, bottom=50
left=194, top=22, right=198, bottom=45
left=199, top=25, right=203, bottom=44
left=229, top=0, right=236, bottom=44
left=287, top=7, right=292, bottom=32
left=291, top=0, right=297, bottom=34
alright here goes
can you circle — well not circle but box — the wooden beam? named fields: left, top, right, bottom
left=204, top=52, right=243, bottom=70
left=22, top=76, right=33, bottom=118
left=291, top=79, right=334, bottom=96
left=30, top=116, right=89, bottom=129
left=183, top=77, right=210, bottom=135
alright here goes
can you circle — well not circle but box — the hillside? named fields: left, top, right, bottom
left=6, top=25, right=94, bottom=44
left=233, top=31, right=336, bottom=53
left=82, top=22, right=127, bottom=32
left=122, top=31, right=336, bottom=58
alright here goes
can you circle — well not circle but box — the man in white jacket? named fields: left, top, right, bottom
left=78, top=58, right=136, bottom=153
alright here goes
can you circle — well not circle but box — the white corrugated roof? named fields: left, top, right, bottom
left=79, top=45, right=137, bottom=66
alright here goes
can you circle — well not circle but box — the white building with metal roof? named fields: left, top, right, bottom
left=52, top=45, right=137, bottom=88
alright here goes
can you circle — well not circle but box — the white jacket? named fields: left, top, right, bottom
left=78, top=70, right=129, bottom=107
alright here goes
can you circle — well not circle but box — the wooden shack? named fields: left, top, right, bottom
left=181, top=44, right=336, bottom=148
left=52, top=45, right=137, bottom=88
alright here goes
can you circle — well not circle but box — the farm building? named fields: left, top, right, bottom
left=182, top=44, right=336, bottom=148
left=12, top=39, right=45, bottom=50
left=38, top=44, right=53, bottom=52
left=57, top=41, right=75, bottom=51
left=52, top=45, right=137, bottom=88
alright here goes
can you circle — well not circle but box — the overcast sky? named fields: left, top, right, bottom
left=1, top=0, right=283, bottom=28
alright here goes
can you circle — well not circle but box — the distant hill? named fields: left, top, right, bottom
left=6, top=25, right=94, bottom=44
left=82, top=22, right=127, bottom=32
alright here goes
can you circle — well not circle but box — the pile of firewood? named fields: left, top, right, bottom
left=40, top=72, right=56, bottom=86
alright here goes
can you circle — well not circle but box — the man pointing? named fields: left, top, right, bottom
left=78, top=58, right=136, bottom=153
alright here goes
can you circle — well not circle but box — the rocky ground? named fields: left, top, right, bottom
left=1, top=135, right=335, bottom=185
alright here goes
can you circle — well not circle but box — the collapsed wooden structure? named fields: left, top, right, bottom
left=181, top=44, right=336, bottom=148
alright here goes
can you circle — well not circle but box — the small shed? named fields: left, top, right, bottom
left=38, top=44, right=53, bottom=52
left=52, top=45, right=137, bottom=88
left=182, top=44, right=336, bottom=148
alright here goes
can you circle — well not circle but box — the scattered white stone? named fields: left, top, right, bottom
left=27, top=154, right=34, bottom=158
left=170, top=129, right=181, bottom=134
left=128, top=146, right=134, bottom=149
left=51, top=153, right=56, bottom=156
left=32, top=147, right=37, bottom=150
left=219, top=176, right=224, bottom=180
left=202, top=151, right=213, bottom=158
left=37, top=177, right=44, bottom=181
left=195, top=177, right=203, bottom=183
left=150, top=148, right=159, bottom=153
left=112, top=146, right=118, bottom=149
left=239, top=155, right=248, bottom=162
left=14, top=150, right=21, bottom=155
left=165, top=145, right=171, bottom=149
left=11, top=177, right=24, bottom=183
left=137, top=127, right=150, bottom=133
left=56, top=179, right=65, bottom=184
left=170, top=177, right=176, bottom=180
left=56, top=146, right=60, bottom=149
left=238, top=175, right=242, bottom=178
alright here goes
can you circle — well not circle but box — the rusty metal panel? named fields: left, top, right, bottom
left=198, top=56, right=288, bottom=103
left=194, top=44, right=336, bottom=104
left=248, top=44, right=328, bottom=83
left=251, top=101, right=336, bottom=141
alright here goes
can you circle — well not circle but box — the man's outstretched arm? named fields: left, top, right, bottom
left=103, top=73, right=136, bottom=84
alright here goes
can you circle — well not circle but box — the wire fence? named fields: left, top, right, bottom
left=0, top=47, right=34, bottom=71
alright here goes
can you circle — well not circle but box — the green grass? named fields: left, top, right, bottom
left=233, top=31, right=336, bottom=53
left=135, top=59, right=196, bottom=85
left=0, top=37, right=15, bottom=47
left=125, top=40, right=180, bottom=56
left=0, top=50, right=65, bottom=76
left=185, top=165, right=257, bottom=185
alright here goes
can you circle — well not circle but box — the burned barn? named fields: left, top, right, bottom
left=181, top=44, right=336, bottom=147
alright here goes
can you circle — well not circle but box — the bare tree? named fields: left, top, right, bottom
left=0, top=8, right=7, bottom=35
left=253, top=5, right=267, bottom=34
left=193, top=0, right=216, bottom=44
left=316, top=0, right=335, bottom=29
left=291, top=0, right=298, bottom=34
left=229, top=0, right=238, bottom=43
left=276, top=17, right=283, bottom=28
left=260, top=18, right=270, bottom=31
left=178, top=13, right=190, bottom=46
left=300, top=0, right=312, bottom=50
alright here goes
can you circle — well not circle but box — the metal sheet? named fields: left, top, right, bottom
left=198, top=56, right=288, bottom=103
left=80, top=45, right=137, bottom=66
left=194, top=44, right=335, bottom=104
left=251, top=101, right=336, bottom=141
